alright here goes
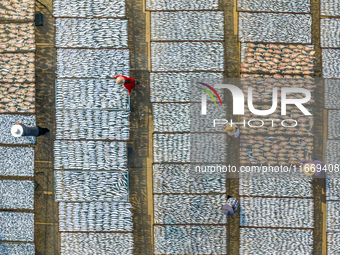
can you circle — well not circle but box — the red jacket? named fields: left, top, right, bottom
left=116, top=75, right=135, bottom=94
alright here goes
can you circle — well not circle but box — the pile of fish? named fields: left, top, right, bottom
left=53, top=0, right=126, bottom=18
left=154, top=225, right=227, bottom=255
left=59, top=202, right=132, bottom=232
left=241, top=73, right=313, bottom=79
left=151, top=42, right=224, bottom=72
left=153, top=164, right=226, bottom=193
left=150, top=72, right=223, bottom=102
left=0, top=83, right=35, bottom=113
left=56, top=49, right=129, bottom=78
left=0, top=243, right=35, bottom=255
left=55, top=171, right=129, bottom=202
left=56, top=79, right=129, bottom=110
left=241, top=77, right=315, bottom=104
left=240, top=136, right=314, bottom=165
left=237, top=0, right=310, bottom=12
left=154, top=194, right=226, bottom=224
left=56, top=109, right=130, bottom=140
left=0, top=0, right=35, bottom=21
left=0, top=23, right=35, bottom=52
left=54, top=140, right=127, bottom=170
left=239, top=106, right=314, bottom=136
left=0, top=53, right=35, bottom=82
left=153, top=133, right=190, bottom=162
left=325, top=79, right=340, bottom=109
left=0, top=212, right=34, bottom=241
left=239, top=177, right=313, bottom=197
left=190, top=133, right=227, bottom=163
left=240, top=197, right=314, bottom=228
left=153, top=103, right=190, bottom=132
left=0, top=20, right=36, bottom=253
left=322, top=49, right=340, bottom=78
left=60, top=233, right=133, bottom=255
left=325, top=141, right=340, bottom=166
left=153, top=133, right=227, bottom=163
left=326, top=178, right=340, bottom=200
left=153, top=103, right=227, bottom=132
left=190, top=103, right=227, bottom=132
left=146, top=0, right=218, bottom=10
left=0, top=180, right=34, bottom=210
left=0, top=115, right=36, bottom=144
left=239, top=13, right=312, bottom=44
left=0, top=146, right=34, bottom=176
left=328, top=110, right=340, bottom=139
left=240, top=228, right=313, bottom=254
left=151, top=11, right=223, bottom=41
left=55, top=18, right=128, bottom=48
left=321, top=0, right=340, bottom=16
left=240, top=43, right=315, bottom=75
left=321, top=19, right=340, bottom=48
left=328, top=233, right=340, bottom=255
left=53, top=0, right=133, bottom=252
left=326, top=201, right=340, bottom=231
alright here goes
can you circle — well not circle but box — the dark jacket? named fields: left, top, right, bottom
left=20, top=124, right=39, bottom=136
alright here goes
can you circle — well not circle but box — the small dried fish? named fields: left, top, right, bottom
left=56, top=49, right=129, bottom=78
left=321, top=0, right=340, bottom=16
left=154, top=194, right=226, bottom=224
left=239, top=13, right=312, bottom=44
left=0, top=23, right=35, bottom=52
left=323, top=49, right=340, bottom=78
left=240, top=197, right=314, bottom=228
left=53, top=0, right=126, bottom=18
left=60, top=233, right=133, bottom=255
left=0, top=243, right=35, bottom=255
left=240, top=135, right=313, bottom=165
left=240, top=228, right=313, bottom=254
left=0, top=211, right=34, bottom=242
left=154, top=225, right=226, bottom=254
left=326, top=201, right=340, bottom=231
left=240, top=43, right=315, bottom=75
left=55, top=19, right=128, bottom=48
left=0, top=53, right=35, bottom=82
left=54, top=140, right=128, bottom=171
left=151, top=42, right=224, bottom=72
left=237, top=0, right=310, bottom=13
left=59, top=202, right=133, bottom=232
left=0, top=1, right=35, bottom=21
left=146, top=0, right=219, bottom=10
left=0, top=83, right=35, bottom=113
left=0, top=180, right=34, bottom=210
left=151, top=11, right=223, bottom=41
left=328, top=232, right=340, bottom=254
left=55, top=171, right=129, bottom=202
left=150, top=72, right=223, bottom=102
left=0, top=146, right=34, bottom=177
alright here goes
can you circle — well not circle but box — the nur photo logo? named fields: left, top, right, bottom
left=200, top=83, right=312, bottom=116
left=198, top=82, right=223, bottom=114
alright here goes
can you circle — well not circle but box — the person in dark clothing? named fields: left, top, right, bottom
left=11, top=122, right=49, bottom=137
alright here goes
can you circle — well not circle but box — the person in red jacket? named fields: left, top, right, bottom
left=112, top=75, right=140, bottom=95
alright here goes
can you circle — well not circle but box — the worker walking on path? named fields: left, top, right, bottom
left=11, top=122, right=49, bottom=137
left=110, top=74, right=141, bottom=96
left=300, top=159, right=325, bottom=178
left=222, top=196, right=239, bottom=217
left=223, top=124, right=240, bottom=142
